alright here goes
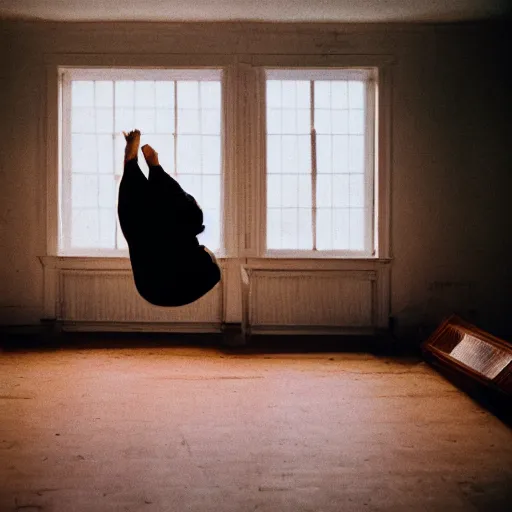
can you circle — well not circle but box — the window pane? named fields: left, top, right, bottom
left=349, top=208, right=365, bottom=250
left=95, top=81, right=113, bottom=107
left=200, top=81, right=221, bottom=109
left=281, top=136, right=299, bottom=172
left=349, top=174, right=365, bottom=208
left=349, top=81, right=365, bottom=109
left=155, top=82, right=174, bottom=108
left=156, top=108, right=174, bottom=133
left=267, top=108, right=282, bottom=135
left=266, top=81, right=281, bottom=108
left=267, top=135, right=282, bottom=174
left=65, top=73, right=223, bottom=254
left=315, top=109, right=331, bottom=134
left=98, top=175, right=117, bottom=208
left=202, top=136, right=221, bottom=174
left=201, top=109, right=221, bottom=135
left=349, top=110, right=365, bottom=135
left=331, top=81, right=349, bottom=109
left=332, top=135, right=349, bottom=172
left=298, top=208, right=313, bottom=249
left=297, top=135, right=311, bottom=174
left=72, top=81, right=94, bottom=107
left=71, top=209, right=99, bottom=248
left=177, top=81, right=199, bottom=109
left=267, top=209, right=282, bottom=249
left=267, top=174, right=282, bottom=208
left=177, top=135, right=201, bottom=173
left=72, top=134, right=97, bottom=174
left=72, top=107, right=95, bottom=133
left=281, top=82, right=297, bottom=109
left=114, top=134, right=126, bottom=176
left=97, top=135, right=114, bottom=174
left=281, top=175, right=298, bottom=208
left=96, top=108, right=114, bottom=133
left=332, top=110, right=349, bottom=134
left=265, top=72, right=372, bottom=254
left=99, top=209, right=116, bottom=248
left=178, top=109, right=200, bottom=133
left=298, top=175, right=311, bottom=208
left=202, top=175, right=220, bottom=210
left=296, top=81, right=310, bottom=108
left=297, top=109, right=310, bottom=134
left=317, top=174, right=333, bottom=208
left=115, top=81, right=134, bottom=107
left=316, top=208, right=332, bottom=250
left=333, top=208, right=350, bottom=249
left=282, top=109, right=297, bottom=134
left=72, top=175, right=98, bottom=208
left=115, top=107, right=134, bottom=133
left=135, top=82, right=156, bottom=108
left=317, top=135, right=332, bottom=174
left=332, top=175, right=349, bottom=207
left=135, top=108, right=156, bottom=134
left=282, top=209, right=298, bottom=248
left=349, top=135, right=364, bottom=173
left=314, top=81, right=330, bottom=109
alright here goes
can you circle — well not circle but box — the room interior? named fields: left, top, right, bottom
left=1, top=1, right=511, bottom=511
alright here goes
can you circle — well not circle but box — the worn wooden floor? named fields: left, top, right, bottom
left=1, top=346, right=511, bottom=511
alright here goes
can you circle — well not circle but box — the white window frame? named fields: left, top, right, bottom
left=45, top=53, right=391, bottom=262
left=44, top=53, right=237, bottom=259
left=264, top=68, right=376, bottom=257
left=240, top=54, right=392, bottom=261
left=59, top=67, right=224, bottom=257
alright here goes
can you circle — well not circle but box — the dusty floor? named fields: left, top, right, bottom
left=0, top=346, right=511, bottom=512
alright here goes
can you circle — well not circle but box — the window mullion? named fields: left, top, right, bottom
left=310, top=80, right=317, bottom=251
left=113, top=81, right=119, bottom=250
left=173, top=80, right=178, bottom=177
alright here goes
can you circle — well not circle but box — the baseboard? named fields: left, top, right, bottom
left=247, top=325, right=380, bottom=336
left=59, top=321, right=223, bottom=333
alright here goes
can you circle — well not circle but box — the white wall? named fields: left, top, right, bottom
left=0, top=21, right=510, bottom=339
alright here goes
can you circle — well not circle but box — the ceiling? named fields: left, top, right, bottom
left=0, top=0, right=509, bottom=23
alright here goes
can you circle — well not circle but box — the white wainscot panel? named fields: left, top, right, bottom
left=60, top=270, right=222, bottom=324
left=250, top=271, right=374, bottom=327
left=241, top=259, right=391, bottom=335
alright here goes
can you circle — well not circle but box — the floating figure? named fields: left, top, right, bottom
left=118, top=130, right=221, bottom=307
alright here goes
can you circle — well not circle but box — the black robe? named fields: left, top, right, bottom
left=118, top=159, right=221, bottom=307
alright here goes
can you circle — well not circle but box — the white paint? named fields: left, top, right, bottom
left=0, top=0, right=509, bottom=22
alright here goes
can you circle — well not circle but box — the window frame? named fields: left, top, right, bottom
left=59, top=67, right=224, bottom=256
left=241, top=54, right=392, bottom=260
left=45, top=53, right=236, bottom=259
left=45, top=53, right=392, bottom=262
left=264, top=68, right=376, bottom=257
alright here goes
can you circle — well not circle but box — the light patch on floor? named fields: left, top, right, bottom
left=0, top=347, right=511, bottom=511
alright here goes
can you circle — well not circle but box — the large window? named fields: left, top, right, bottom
left=265, top=69, right=375, bottom=256
left=55, top=64, right=384, bottom=259
left=59, top=68, right=222, bottom=255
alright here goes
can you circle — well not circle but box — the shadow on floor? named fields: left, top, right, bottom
left=0, top=329, right=420, bottom=358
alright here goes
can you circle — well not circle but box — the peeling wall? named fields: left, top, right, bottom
left=0, top=21, right=510, bottom=338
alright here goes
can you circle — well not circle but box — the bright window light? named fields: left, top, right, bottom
left=265, top=69, right=375, bottom=255
left=60, top=68, right=223, bottom=255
